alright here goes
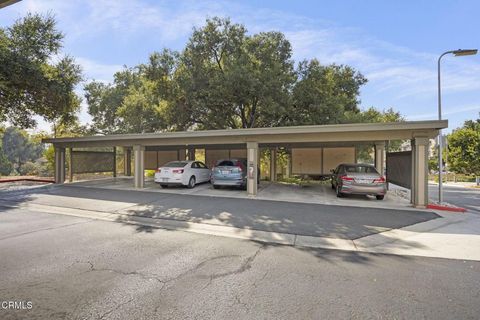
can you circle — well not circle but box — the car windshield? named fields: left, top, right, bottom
left=345, top=165, right=377, bottom=174
left=163, top=161, right=188, bottom=168
left=217, top=160, right=235, bottom=166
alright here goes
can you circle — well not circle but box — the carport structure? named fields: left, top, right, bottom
left=43, top=120, right=447, bottom=208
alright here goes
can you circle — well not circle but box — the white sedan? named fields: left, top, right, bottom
left=154, top=161, right=210, bottom=188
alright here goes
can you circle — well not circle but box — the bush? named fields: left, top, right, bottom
left=37, top=158, right=53, bottom=177
left=18, top=161, right=40, bottom=176
left=145, top=170, right=156, bottom=177
left=0, top=153, right=12, bottom=176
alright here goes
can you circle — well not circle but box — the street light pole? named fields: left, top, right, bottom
left=437, top=49, right=477, bottom=204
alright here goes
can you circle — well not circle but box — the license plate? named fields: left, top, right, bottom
left=162, top=178, right=169, bottom=182
left=356, top=179, right=370, bottom=184
left=221, top=170, right=230, bottom=174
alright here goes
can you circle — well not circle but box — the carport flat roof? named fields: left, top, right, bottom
left=43, top=120, right=448, bottom=148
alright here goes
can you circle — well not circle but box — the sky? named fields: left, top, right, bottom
left=1, top=0, right=479, bottom=133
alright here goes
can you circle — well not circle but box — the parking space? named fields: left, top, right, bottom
left=70, top=177, right=413, bottom=211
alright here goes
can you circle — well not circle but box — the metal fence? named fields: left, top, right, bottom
left=386, top=151, right=412, bottom=189
left=71, top=150, right=115, bottom=174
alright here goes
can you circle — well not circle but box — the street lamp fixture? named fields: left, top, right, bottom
left=437, top=48, right=477, bottom=204
left=453, top=49, right=478, bottom=56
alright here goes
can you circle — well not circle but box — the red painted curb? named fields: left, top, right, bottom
left=427, top=204, right=467, bottom=213
left=0, top=178, right=54, bottom=184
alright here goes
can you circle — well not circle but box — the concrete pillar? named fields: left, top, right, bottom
left=412, top=137, right=429, bottom=208
left=270, top=148, right=277, bottom=182
left=54, top=146, right=66, bottom=184
left=410, top=139, right=416, bottom=205
left=285, top=152, right=291, bottom=178
left=247, top=142, right=259, bottom=196
left=68, top=147, right=73, bottom=182
left=187, top=148, right=195, bottom=160
left=133, top=145, right=145, bottom=188
left=112, top=147, right=117, bottom=178
left=374, top=142, right=386, bottom=176
left=124, top=148, right=132, bottom=176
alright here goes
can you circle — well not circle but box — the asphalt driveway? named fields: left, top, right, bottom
left=1, top=207, right=478, bottom=320
left=1, top=184, right=439, bottom=240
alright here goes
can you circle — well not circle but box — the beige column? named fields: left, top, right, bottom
left=413, top=137, right=429, bottom=208
left=112, top=147, right=117, bottom=178
left=410, top=139, right=416, bottom=205
left=374, top=142, right=386, bottom=176
left=285, top=152, right=291, bottom=178
left=124, top=147, right=132, bottom=176
left=54, top=146, right=66, bottom=184
left=270, top=148, right=277, bottom=182
left=247, top=142, right=259, bottom=196
left=133, top=145, right=145, bottom=188
left=68, top=147, right=73, bottom=183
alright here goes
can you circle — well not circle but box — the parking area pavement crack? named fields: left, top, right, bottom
left=206, top=246, right=263, bottom=282
left=97, top=297, right=135, bottom=320
left=82, top=261, right=166, bottom=287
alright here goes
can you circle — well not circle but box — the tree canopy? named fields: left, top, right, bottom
left=85, top=17, right=399, bottom=134
left=0, top=127, right=43, bottom=175
left=447, top=115, right=480, bottom=176
left=0, top=13, right=82, bottom=129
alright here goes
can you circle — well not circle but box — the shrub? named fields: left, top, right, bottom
left=0, top=152, right=12, bottom=176
left=18, top=161, right=40, bottom=176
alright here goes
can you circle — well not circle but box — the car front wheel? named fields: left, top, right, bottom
left=160, top=184, right=168, bottom=189
left=376, top=195, right=384, bottom=200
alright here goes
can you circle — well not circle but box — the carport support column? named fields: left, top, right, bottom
left=54, top=146, right=66, bottom=184
left=133, top=145, right=145, bottom=188
left=112, top=147, right=117, bottom=178
left=247, top=142, right=259, bottom=197
left=374, top=142, right=386, bottom=176
left=124, top=148, right=132, bottom=176
left=412, top=137, right=429, bottom=208
left=68, top=147, right=73, bottom=183
left=270, top=148, right=277, bottom=182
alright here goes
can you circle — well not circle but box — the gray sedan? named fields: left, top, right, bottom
left=331, top=163, right=386, bottom=200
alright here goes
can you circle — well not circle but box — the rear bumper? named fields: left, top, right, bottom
left=154, top=176, right=185, bottom=186
left=340, top=184, right=386, bottom=195
left=155, top=181, right=184, bottom=186
left=211, top=178, right=245, bottom=186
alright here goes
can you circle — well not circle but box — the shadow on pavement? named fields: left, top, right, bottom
left=0, top=183, right=439, bottom=241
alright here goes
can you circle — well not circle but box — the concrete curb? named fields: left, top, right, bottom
left=2, top=201, right=479, bottom=261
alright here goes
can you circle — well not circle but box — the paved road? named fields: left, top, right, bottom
left=429, top=184, right=480, bottom=213
left=0, top=207, right=478, bottom=320
left=1, top=184, right=438, bottom=240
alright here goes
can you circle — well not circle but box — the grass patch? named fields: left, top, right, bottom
left=278, top=176, right=330, bottom=187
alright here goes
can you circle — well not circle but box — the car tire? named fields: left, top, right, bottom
left=213, top=185, right=220, bottom=189
left=187, top=176, right=196, bottom=189
left=160, top=184, right=168, bottom=189
left=376, top=195, right=384, bottom=200
left=336, top=185, right=343, bottom=198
